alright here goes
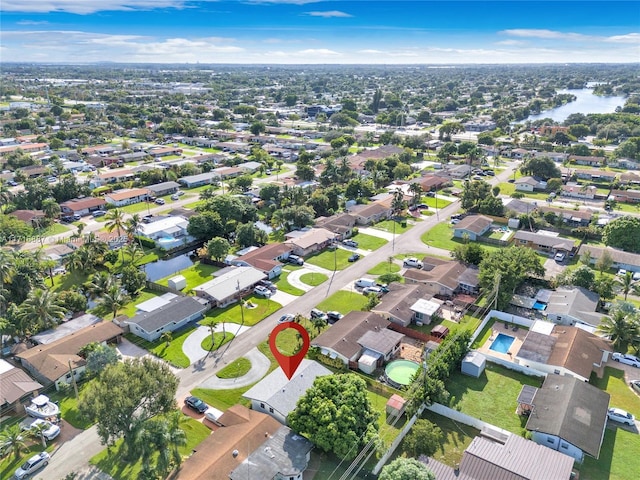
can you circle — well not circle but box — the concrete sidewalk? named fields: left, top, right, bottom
left=199, top=347, right=271, bottom=390
left=182, top=323, right=251, bottom=364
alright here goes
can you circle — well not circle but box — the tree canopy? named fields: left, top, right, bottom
left=379, top=458, right=435, bottom=480
left=288, top=373, right=379, bottom=460
left=602, top=216, right=640, bottom=253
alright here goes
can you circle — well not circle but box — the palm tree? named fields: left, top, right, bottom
left=597, top=307, right=640, bottom=351
left=42, top=197, right=61, bottom=220
left=100, top=284, right=130, bottom=319
left=0, top=425, right=27, bottom=460
left=125, top=214, right=143, bottom=248
left=0, top=180, right=13, bottom=211
left=408, top=182, right=423, bottom=207
left=0, top=250, right=15, bottom=284
left=105, top=208, right=126, bottom=237
left=18, top=288, right=66, bottom=334
left=123, top=243, right=143, bottom=266
left=160, top=331, right=173, bottom=347
left=391, top=188, right=406, bottom=216
left=29, top=421, right=50, bottom=448
left=617, top=271, right=635, bottom=301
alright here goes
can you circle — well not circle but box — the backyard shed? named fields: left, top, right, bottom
left=386, top=394, right=406, bottom=419
left=168, top=275, right=186, bottom=290
left=461, top=351, right=486, bottom=378
left=431, top=324, right=450, bottom=339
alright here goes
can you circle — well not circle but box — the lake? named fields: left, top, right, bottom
left=522, top=88, right=626, bottom=123
left=143, top=252, right=196, bottom=281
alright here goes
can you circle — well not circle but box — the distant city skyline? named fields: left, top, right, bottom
left=1, top=1, right=638, bottom=64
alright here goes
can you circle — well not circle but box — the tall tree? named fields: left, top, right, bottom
left=105, top=208, right=126, bottom=238
left=379, top=458, right=435, bottom=480
left=408, top=183, right=423, bottom=207
left=206, top=237, right=231, bottom=262
left=597, top=306, right=640, bottom=351
left=0, top=424, right=28, bottom=460
left=100, top=283, right=130, bottom=319
left=17, top=288, right=66, bottom=335
left=602, top=216, right=640, bottom=253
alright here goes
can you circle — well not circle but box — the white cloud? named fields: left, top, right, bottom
left=501, top=29, right=589, bottom=41
left=16, top=20, right=50, bottom=25
left=495, top=40, right=527, bottom=46
left=606, top=33, right=640, bottom=44
left=297, top=48, right=341, bottom=56
left=0, top=0, right=189, bottom=14
left=305, top=10, right=352, bottom=18
left=357, top=49, right=385, bottom=54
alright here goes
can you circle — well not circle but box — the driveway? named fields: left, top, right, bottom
left=543, top=257, right=565, bottom=280
left=182, top=323, right=251, bottom=364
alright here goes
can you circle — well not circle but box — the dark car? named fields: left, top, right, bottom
left=417, top=203, right=429, bottom=209
left=185, top=395, right=208, bottom=414
left=326, top=311, right=343, bottom=323
left=343, top=239, right=358, bottom=248
left=348, top=253, right=360, bottom=262
left=258, top=279, right=277, bottom=292
left=425, top=191, right=436, bottom=197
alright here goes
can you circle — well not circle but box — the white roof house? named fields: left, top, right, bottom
left=193, top=266, right=266, bottom=307
left=136, top=216, right=189, bottom=241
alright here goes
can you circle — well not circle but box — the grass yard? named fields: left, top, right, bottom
left=36, top=222, right=70, bottom=237
left=315, top=291, right=369, bottom=315
left=420, top=410, right=480, bottom=468
left=156, top=261, right=219, bottom=291
left=299, top=272, right=328, bottom=287
left=421, top=222, right=502, bottom=254
left=0, top=442, right=56, bottom=480
left=120, top=288, right=161, bottom=318
left=350, top=232, right=388, bottom=251
left=447, top=363, right=543, bottom=435
left=367, top=261, right=401, bottom=275
left=124, top=326, right=196, bottom=368
left=421, top=196, right=452, bottom=209
left=203, top=295, right=282, bottom=326
left=372, top=219, right=413, bottom=235
left=366, top=389, right=404, bottom=447
left=580, top=427, right=640, bottom=480
left=590, top=367, right=640, bottom=417
left=497, top=182, right=517, bottom=196
left=90, top=416, right=210, bottom=480
left=200, top=332, right=235, bottom=352
left=306, top=248, right=354, bottom=271
left=216, top=358, right=251, bottom=379
left=49, top=386, right=94, bottom=430
left=52, top=269, right=90, bottom=292
left=274, top=270, right=305, bottom=296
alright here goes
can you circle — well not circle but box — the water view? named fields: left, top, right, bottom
left=523, top=88, right=626, bottom=123
left=143, top=252, right=196, bottom=281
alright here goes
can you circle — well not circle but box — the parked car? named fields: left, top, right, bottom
left=177, top=190, right=185, bottom=196
left=612, top=352, right=640, bottom=367
left=630, top=380, right=640, bottom=394
left=633, top=272, right=640, bottom=281
left=22, top=419, right=60, bottom=441
left=155, top=198, right=166, bottom=205
left=362, top=286, right=383, bottom=296
left=310, top=308, right=328, bottom=321
left=258, top=280, right=277, bottom=292
left=617, top=268, right=627, bottom=276
left=92, top=210, right=106, bottom=218
left=343, top=239, right=358, bottom=248
left=171, top=194, right=180, bottom=200
left=607, top=407, right=635, bottom=425
left=348, top=253, right=360, bottom=262
left=47, top=176, right=57, bottom=183
left=326, top=311, right=343, bottom=323
left=450, top=218, right=461, bottom=225
left=254, top=285, right=272, bottom=297
left=375, top=283, right=390, bottom=293
left=278, top=313, right=296, bottom=323
left=554, top=252, right=566, bottom=262
left=61, top=215, right=75, bottom=223
left=185, top=395, right=208, bottom=414
left=287, top=255, right=304, bottom=266
left=417, top=203, right=429, bottom=209
left=425, top=191, right=436, bottom=197
left=403, top=257, right=423, bottom=269
left=204, top=407, right=224, bottom=426
left=7, top=180, right=18, bottom=186
left=14, top=452, right=50, bottom=479
left=408, top=205, right=418, bottom=212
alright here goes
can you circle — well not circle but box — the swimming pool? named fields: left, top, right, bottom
left=385, top=360, right=420, bottom=388
left=533, top=301, right=547, bottom=311
left=489, top=333, right=515, bottom=354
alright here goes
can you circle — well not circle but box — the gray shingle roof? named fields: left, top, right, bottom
left=127, top=296, right=207, bottom=333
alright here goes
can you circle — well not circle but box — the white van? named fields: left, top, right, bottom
left=355, top=278, right=376, bottom=288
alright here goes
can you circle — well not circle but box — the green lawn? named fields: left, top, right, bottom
left=124, top=326, right=196, bottom=368
left=216, top=358, right=252, bottom=379
left=299, top=272, right=328, bottom=287
left=421, top=196, right=452, bottom=209
left=306, top=248, right=354, bottom=271
left=201, top=332, right=235, bottom=352
left=49, top=386, right=94, bottom=430
left=367, top=261, right=401, bottom=275
left=202, top=295, right=281, bottom=326
left=372, top=219, right=413, bottom=235
left=421, top=222, right=502, bottom=254
left=36, top=222, right=70, bottom=236
left=0, top=442, right=56, bottom=480
left=156, top=261, right=219, bottom=291
left=315, top=291, right=369, bottom=315
left=580, top=427, right=640, bottom=480
left=274, top=270, right=305, bottom=296
left=590, top=367, right=640, bottom=417
left=351, top=232, right=388, bottom=251
left=52, top=269, right=90, bottom=293
left=420, top=410, right=480, bottom=468
left=497, top=182, right=517, bottom=196
left=90, top=416, right=210, bottom=480
left=120, top=288, right=161, bottom=318
left=447, top=363, right=543, bottom=435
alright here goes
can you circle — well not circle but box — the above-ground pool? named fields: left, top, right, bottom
left=385, top=360, right=420, bottom=388
left=532, top=301, right=547, bottom=311
left=490, top=333, right=515, bottom=354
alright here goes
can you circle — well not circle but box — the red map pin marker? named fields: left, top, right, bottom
left=269, top=321, right=310, bottom=380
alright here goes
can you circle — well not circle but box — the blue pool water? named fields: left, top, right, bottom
left=533, top=301, right=547, bottom=311
left=490, top=333, right=515, bottom=354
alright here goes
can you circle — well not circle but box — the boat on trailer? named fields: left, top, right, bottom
left=25, top=395, right=60, bottom=419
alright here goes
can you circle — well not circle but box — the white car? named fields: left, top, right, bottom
left=554, top=252, right=566, bottom=262
left=403, top=257, right=423, bottom=269
left=612, top=352, right=640, bottom=368
left=15, top=452, right=50, bottom=479
left=630, top=380, right=640, bottom=394
left=362, top=286, right=384, bottom=296
left=617, top=268, right=627, bottom=276
left=253, top=285, right=272, bottom=297
left=278, top=313, right=295, bottom=323
left=607, top=407, right=635, bottom=426
left=23, top=419, right=60, bottom=441
left=204, top=407, right=224, bottom=426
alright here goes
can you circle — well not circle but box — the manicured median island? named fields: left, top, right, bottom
left=299, top=272, right=328, bottom=287
left=274, top=270, right=305, bottom=295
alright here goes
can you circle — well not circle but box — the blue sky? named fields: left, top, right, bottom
left=1, top=1, right=638, bottom=64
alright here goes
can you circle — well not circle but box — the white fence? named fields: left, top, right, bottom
left=372, top=404, right=424, bottom=475
left=425, top=402, right=515, bottom=435
left=469, top=309, right=536, bottom=345
left=482, top=351, right=547, bottom=377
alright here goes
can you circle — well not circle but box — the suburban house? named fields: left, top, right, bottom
left=512, top=230, right=577, bottom=256
left=560, top=184, right=597, bottom=200
left=213, top=166, right=245, bottom=179
left=0, top=360, right=43, bottom=415
left=609, top=188, right=640, bottom=204
left=404, top=257, right=480, bottom=297
left=237, top=161, right=262, bottom=173
left=60, top=197, right=106, bottom=216
left=415, top=175, right=452, bottom=192
left=231, top=243, right=293, bottom=279
left=314, top=213, right=357, bottom=239
left=176, top=405, right=313, bottom=480
left=15, top=322, right=123, bottom=390
left=347, top=200, right=393, bottom=226
left=610, top=158, right=640, bottom=170
left=355, top=327, right=406, bottom=373
left=372, top=283, right=443, bottom=327
left=444, top=164, right=473, bottom=178
left=311, top=311, right=390, bottom=369
left=104, top=188, right=150, bottom=207
left=537, top=206, right=592, bottom=227
left=193, top=266, right=266, bottom=307
left=453, top=215, right=493, bottom=241
left=578, top=244, right=640, bottom=273
left=284, top=228, right=335, bottom=257
left=136, top=215, right=190, bottom=242
left=569, top=155, right=606, bottom=167
left=241, top=359, right=331, bottom=425
left=146, top=145, right=182, bottom=158
left=515, top=176, right=546, bottom=192
left=9, top=209, right=46, bottom=227
left=423, top=427, right=575, bottom=480
left=146, top=181, right=181, bottom=197
left=545, top=287, right=603, bottom=327
left=178, top=172, right=221, bottom=189
left=523, top=375, right=609, bottom=463
left=125, top=296, right=208, bottom=342
left=574, top=169, right=617, bottom=183
left=89, top=169, right=136, bottom=188
left=515, top=322, right=611, bottom=382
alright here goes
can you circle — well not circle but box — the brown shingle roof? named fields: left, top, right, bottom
left=311, top=311, right=389, bottom=359
left=455, top=215, right=493, bottom=235
left=106, top=188, right=149, bottom=202
left=0, top=365, right=43, bottom=404
left=60, top=197, right=106, bottom=212
left=547, top=326, right=612, bottom=380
